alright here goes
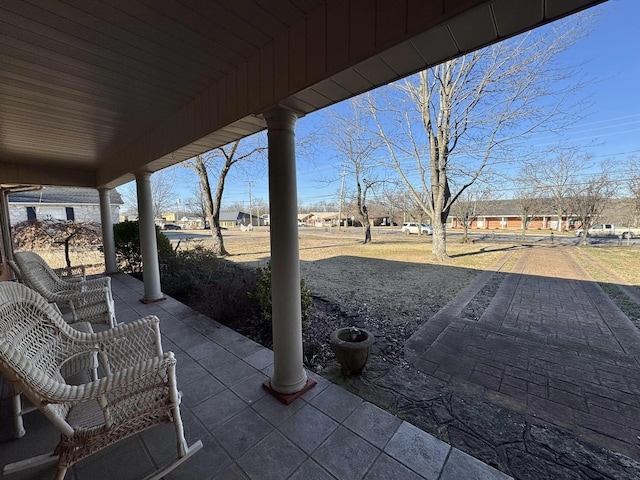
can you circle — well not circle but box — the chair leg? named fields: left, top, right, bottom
left=2, top=452, right=58, bottom=476
left=171, top=404, right=188, bottom=457
left=143, top=440, right=203, bottom=480
left=11, top=390, right=26, bottom=439
left=55, top=465, right=68, bottom=480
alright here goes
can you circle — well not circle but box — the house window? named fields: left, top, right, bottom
left=26, top=207, right=36, bottom=222
left=66, top=207, right=75, bottom=221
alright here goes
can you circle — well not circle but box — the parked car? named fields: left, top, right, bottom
left=574, top=223, right=640, bottom=239
left=401, top=222, right=433, bottom=235
left=162, top=223, right=181, bottom=230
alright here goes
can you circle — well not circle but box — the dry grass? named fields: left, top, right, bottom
left=181, top=230, right=521, bottom=321
left=28, top=248, right=105, bottom=274
left=574, top=246, right=640, bottom=286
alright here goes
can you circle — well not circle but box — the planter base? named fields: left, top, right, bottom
left=330, top=328, right=374, bottom=376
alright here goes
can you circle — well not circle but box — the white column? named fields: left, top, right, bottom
left=135, top=171, right=164, bottom=302
left=98, top=188, right=118, bottom=274
left=0, top=190, right=14, bottom=280
left=265, top=107, right=308, bottom=394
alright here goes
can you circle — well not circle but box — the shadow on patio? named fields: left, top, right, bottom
left=0, top=273, right=510, bottom=480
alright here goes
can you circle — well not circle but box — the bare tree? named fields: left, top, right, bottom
left=252, top=197, right=268, bottom=225
left=377, top=184, right=404, bottom=226
left=626, top=156, right=640, bottom=227
left=13, top=220, right=101, bottom=268
left=224, top=201, right=250, bottom=213
left=513, top=185, right=549, bottom=240
left=325, top=98, right=382, bottom=243
left=523, top=151, right=593, bottom=232
left=449, top=188, right=491, bottom=242
left=118, top=169, right=176, bottom=221
left=183, top=138, right=266, bottom=256
left=185, top=183, right=208, bottom=227
left=150, top=169, right=176, bottom=220
left=567, top=170, right=617, bottom=245
left=367, top=15, right=591, bottom=261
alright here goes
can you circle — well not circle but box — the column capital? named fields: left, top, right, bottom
left=134, top=170, right=153, bottom=182
left=263, top=106, right=299, bottom=131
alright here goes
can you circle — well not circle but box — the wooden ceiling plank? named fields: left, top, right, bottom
left=0, top=23, right=202, bottom=97
left=0, top=50, right=187, bottom=106
left=0, top=6, right=212, bottom=91
left=217, top=0, right=285, bottom=38
left=0, top=67, right=171, bottom=116
left=15, top=0, right=224, bottom=84
left=169, top=0, right=271, bottom=49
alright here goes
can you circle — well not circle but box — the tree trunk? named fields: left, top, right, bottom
left=432, top=222, right=448, bottom=261
left=556, top=209, right=563, bottom=232
left=194, top=155, right=229, bottom=256
left=211, top=162, right=231, bottom=256
left=364, top=224, right=371, bottom=243
left=64, top=240, right=71, bottom=268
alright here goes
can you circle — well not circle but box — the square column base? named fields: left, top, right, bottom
left=140, top=296, right=166, bottom=304
left=262, top=378, right=317, bottom=405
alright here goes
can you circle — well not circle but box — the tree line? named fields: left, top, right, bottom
left=120, top=10, right=640, bottom=259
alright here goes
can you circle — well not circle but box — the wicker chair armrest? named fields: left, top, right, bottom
left=48, top=285, right=109, bottom=303
left=54, top=265, right=87, bottom=282
left=66, top=288, right=115, bottom=327
left=79, top=276, right=110, bottom=290
left=93, top=316, right=163, bottom=372
left=43, top=353, right=176, bottom=404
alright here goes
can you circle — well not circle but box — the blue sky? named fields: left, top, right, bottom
left=123, top=0, right=639, bottom=213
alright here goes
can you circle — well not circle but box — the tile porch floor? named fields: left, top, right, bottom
left=0, top=273, right=511, bottom=480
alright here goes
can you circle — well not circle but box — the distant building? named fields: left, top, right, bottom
left=300, top=212, right=341, bottom=227
left=219, top=211, right=254, bottom=229
left=8, top=186, right=123, bottom=225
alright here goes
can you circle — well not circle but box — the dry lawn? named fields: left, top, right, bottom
left=24, top=230, right=639, bottom=334
left=193, top=230, right=521, bottom=321
left=575, top=246, right=640, bottom=286
left=25, top=229, right=523, bottom=322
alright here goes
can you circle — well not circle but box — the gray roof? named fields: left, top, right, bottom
left=8, top=186, right=123, bottom=205
left=219, top=211, right=248, bottom=222
left=462, top=199, right=555, bottom=217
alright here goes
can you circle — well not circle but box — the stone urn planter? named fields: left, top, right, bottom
left=330, top=327, right=374, bottom=376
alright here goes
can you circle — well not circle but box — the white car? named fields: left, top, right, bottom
left=401, top=222, right=433, bottom=235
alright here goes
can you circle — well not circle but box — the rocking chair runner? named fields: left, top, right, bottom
left=11, top=251, right=116, bottom=328
left=0, top=282, right=202, bottom=479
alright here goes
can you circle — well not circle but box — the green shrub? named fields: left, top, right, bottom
left=160, top=244, right=224, bottom=299
left=251, top=261, right=313, bottom=325
left=113, top=220, right=173, bottom=273
left=161, top=245, right=259, bottom=328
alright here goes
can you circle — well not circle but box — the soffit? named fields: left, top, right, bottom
left=0, top=0, right=605, bottom=188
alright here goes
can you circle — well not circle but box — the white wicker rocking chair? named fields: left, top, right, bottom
left=0, top=282, right=202, bottom=480
left=12, top=251, right=116, bottom=328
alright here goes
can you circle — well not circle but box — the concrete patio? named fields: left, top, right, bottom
left=0, top=273, right=510, bottom=480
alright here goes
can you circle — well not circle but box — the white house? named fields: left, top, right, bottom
left=8, top=186, right=123, bottom=225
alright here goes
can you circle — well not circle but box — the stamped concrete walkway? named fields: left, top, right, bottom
left=406, top=245, right=640, bottom=459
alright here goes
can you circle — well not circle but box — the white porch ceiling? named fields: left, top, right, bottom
left=0, top=0, right=605, bottom=189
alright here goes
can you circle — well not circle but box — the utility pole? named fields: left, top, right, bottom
left=338, top=164, right=346, bottom=231
left=248, top=181, right=253, bottom=229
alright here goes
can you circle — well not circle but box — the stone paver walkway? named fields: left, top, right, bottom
left=406, top=245, right=640, bottom=459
